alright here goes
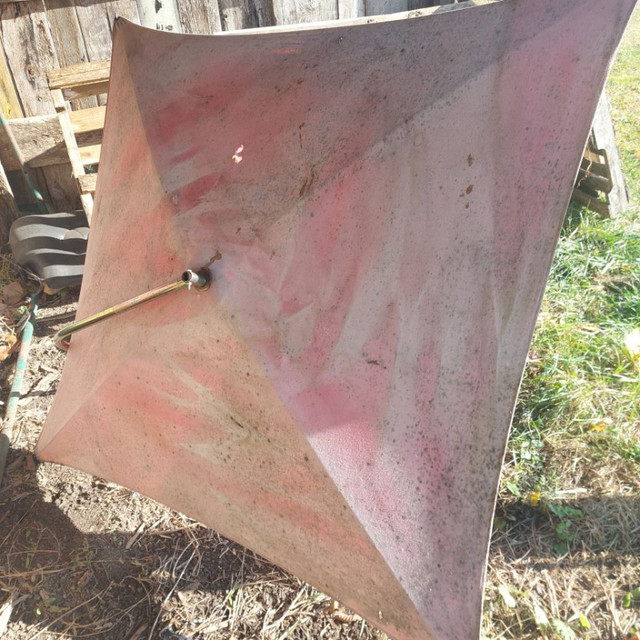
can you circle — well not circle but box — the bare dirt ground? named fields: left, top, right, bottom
left=1, top=253, right=639, bottom=640
left=1, top=277, right=390, bottom=640
left=2, top=6, right=640, bottom=626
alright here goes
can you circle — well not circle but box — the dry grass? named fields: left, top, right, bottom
left=0, top=465, right=379, bottom=640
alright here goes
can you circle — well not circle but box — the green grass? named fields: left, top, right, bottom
left=506, top=206, right=640, bottom=494
left=484, top=8, right=640, bottom=639
left=607, top=8, right=640, bottom=205
left=502, top=6, right=640, bottom=499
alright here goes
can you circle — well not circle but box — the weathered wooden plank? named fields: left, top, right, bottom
left=47, top=60, right=110, bottom=90
left=0, top=113, right=102, bottom=170
left=61, top=81, right=109, bottom=101
left=52, top=89, right=83, bottom=174
left=48, top=57, right=109, bottom=105
left=42, top=1, right=87, bottom=69
left=77, top=171, right=96, bottom=194
left=5, top=169, right=33, bottom=210
left=44, top=0, right=96, bottom=109
left=51, top=86, right=93, bottom=217
left=177, top=0, right=221, bottom=34
left=571, top=187, right=610, bottom=217
left=0, top=114, right=64, bottom=170
left=337, top=0, right=364, bottom=19
left=70, top=105, right=105, bottom=134
left=364, top=0, right=408, bottom=15
left=0, top=156, right=19, bottom=244
left=136, top=0, right=180, bottom=31
left=41, top=163, right=78, bottom=211
left=217, top=0, right=274, bottom=30
left=75, top=0, right=139, bottom=64
left=272, top=0, right=337, bottom=25
left=591, top=91, right=629, bottom=218
left=76, top=0, right=135, bottom=105
left=0, top=112, right=51, bottom=212
left=78, top=143, right=101, bottom=166
left=0, top=38, right=24, bottom=119
left=0, top=0, right=59, bottom=116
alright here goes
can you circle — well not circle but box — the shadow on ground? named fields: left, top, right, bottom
left=0, top=447, right=335, bottom=640
left=1, top=441, right=639, bottom=639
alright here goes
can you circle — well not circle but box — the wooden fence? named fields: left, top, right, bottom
left=0, top=0, right=625, bottom=242
left=0, top=0, right=449, bottom=234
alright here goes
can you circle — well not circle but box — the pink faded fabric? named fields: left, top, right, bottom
left=36, top=1, right=636, bottom=638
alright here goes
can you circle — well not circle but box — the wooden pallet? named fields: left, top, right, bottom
left=46, top=60, right=110, bottom=223
left=572, top=93, right=629, bottom=218
left=2, top=66, right=628, bottom=229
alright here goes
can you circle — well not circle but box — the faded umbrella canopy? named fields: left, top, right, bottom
left=36, top=1, right=637, bottom=638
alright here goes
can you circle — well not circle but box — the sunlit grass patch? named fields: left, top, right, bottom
left=608, top=8, right=640, bottom=206
left=505, top=206, right=640, bottom=500
left=485, top=11, right=640, bottom=633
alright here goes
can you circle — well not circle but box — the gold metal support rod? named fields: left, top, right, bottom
left=55, top=268, right=210, bottom=350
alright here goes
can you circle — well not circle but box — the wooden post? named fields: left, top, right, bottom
left=0, top=21, right=25, bottom=238
left=0, top=157, right=19, bottom=246
left=75, top=0, right=140, bottom=69
left=50, top=88, right=93, bottom=221
left=0, top=41, right=24, bottom=121
left=43, top=0, right=97, bottom=110
left=217, top=0, right=273, bottom=29
left=364, top=0, right=408, bottom=16
left=177, top=0, right=222, bottom=34
left=338, top=0, right=365, bottom=19
left=0, top=0, right=78, bottom=212
left=272, top=0, right=336, bottom=25
left=136, top=0, right=182, bottom=31
left=591, top=91, right=629, bottom=218
left=572, top=90, right=630, bottom=218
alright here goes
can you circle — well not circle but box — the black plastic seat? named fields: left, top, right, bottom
left=9, top=211, right=89, bottom=291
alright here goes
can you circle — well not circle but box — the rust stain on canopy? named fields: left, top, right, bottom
left=36, top=1, right=636, bottom=638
